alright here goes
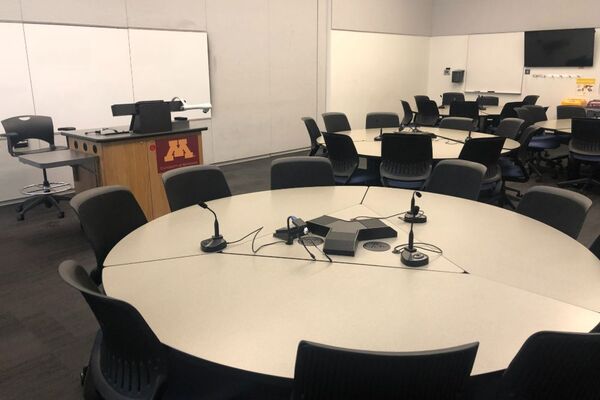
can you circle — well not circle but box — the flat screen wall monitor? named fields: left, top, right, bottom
left=524, top=28, right=595, bottom=67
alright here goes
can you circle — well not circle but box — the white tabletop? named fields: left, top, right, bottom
left=103, top=187, right=600, bottom=380
left=535, top=119, right=572, bottom=133
left=438, top=105, right=504, bottom=117
left=316, top=128, right=520, bottom=159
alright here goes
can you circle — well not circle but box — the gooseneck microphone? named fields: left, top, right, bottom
left=403, top=191, right=427, bottom=223
left=400, top=217, right=429, bottom=267
left=198, top=202, right=227, bottom=253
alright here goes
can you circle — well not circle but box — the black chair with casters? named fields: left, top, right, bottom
left=379, top=134, right=432, bottom=189
left=459, top=137, right=506, bottom=202
left=291, top=340, right=479, bottom=400
left=415, top=100, right=441, bottom=127
left=365, top=112, right=400, bottom=129
left=1, top=115, right=70, bottom=220
left=439, top=117, right=477, bottom=131
left=401, top=100, right=416, bottom=126
left=414, top=95, right=430, bottom=105
left=162, top=165, right=231, bottom=212
left=558, top=118, right=600, bottom=191
left=301, top=117, right=326, bottom=156
left=477, top=95, right=499, bottom=106
left=424, top=159, right=486, bottom=201
left=441, top=92, right=465, bottom=107
left=322, top=112, right=351, bottom=133
left=494, top=118, right=524, bottom=140
left=496, top=330, right=600, bottom=400
left=515, top=107, right=561, bottom=177
left=522, top=95, right=539, bottom=105
left=590, top=235, right=600, bottom=260
left=70, top=186, right=147, bottom=285
left=449, top=101, right=479, bottom=122
left=322, top=133, right=378, bottom=185
left=490, top=101, right=524, bottom=129
left=58, top=260, right=167, bottom=400
left=557, top=105, right=587, bottom=119
left=271, top=156, right=335, bottom=190
left=516, top=185, right=592, bottom=239
left=523, top=105, right=549, bottom=123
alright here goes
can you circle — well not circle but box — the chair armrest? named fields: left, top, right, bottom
left=4, top=132, right=20, bottom=157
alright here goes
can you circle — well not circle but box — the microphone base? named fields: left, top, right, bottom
left=400, top=247, right=429, bottom=267
left=403, top=211, right=427, bottom=224
left=201, top=235, right=227, bottom=253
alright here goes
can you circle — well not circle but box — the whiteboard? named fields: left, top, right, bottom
left=129, top=29, right=211, bottom=119
left=465, top=32, right=524, bottom=94
left=25, top=24, right=134, bottom=129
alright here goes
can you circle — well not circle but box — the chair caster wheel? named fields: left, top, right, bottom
left=80, top=366, right=88, bottom=386
left=17, top=213, right=24, bottom=221
left=57, top=211, right=65, bottom=219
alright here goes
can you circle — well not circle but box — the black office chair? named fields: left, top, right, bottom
left=1, top=115, right=70, bottom=220
left=558, top=118, right=600, bottom=191
left=516, top=185, right=592, bottom=239
left=522, top=95, right=540, bottom=105
left=557, top=105, right=587, bottom=119
left=495, top=118, right=524, bottom=140
left=322, top=133, right=378, bottom=185
left=497, top=101, right=523, bottom=121
left=523, top=105, right=549, bottom=123
left=301, top=117, right=326, bottom=156
left=424, top=159, right=486, bottom=201
left=379, top=134, right=432, bottom=189
left=415, top=100, right=441, bottom=127
left=58, top=260, right=167, bottom=400
left=515, top=107, right=561, bottom=177
left=459, top=137, right=506, bottom=201
left=291, top=340, right=478, bottom=400
left=414, top=95, right=430, bottom=105
left=365, top=112, right=400, bottom=129
left=322, top=112, right=351, bottom=133
left=441, top=92, right=465, bottom=107
left=70, top=186, right=147, bottom=284
left=449, top=101, right=479, bottom=128
left=496, top=330, right=600, bottom=400
left=477, top=95, right=499, bottom=106
left=271, top=156, right=335, bottom=190
left=589, top=235, right=600, bottom=260
left=162, top=165, right=231, bottom=212
left=439, top=117, right=477, bottom=131
left=401, top=100, right=416, bottom=126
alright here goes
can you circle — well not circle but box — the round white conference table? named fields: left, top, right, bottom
left=316, top=127, right=520, bottom=159
left=102, top=186, right=600, bottom=382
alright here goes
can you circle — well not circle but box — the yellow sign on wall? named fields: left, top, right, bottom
left=576, top=77, right=596, bottom=94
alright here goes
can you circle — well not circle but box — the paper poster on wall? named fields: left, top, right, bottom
left=576, top=78, right=597, bottom=95
left=153, top=135, right=200, bottom=173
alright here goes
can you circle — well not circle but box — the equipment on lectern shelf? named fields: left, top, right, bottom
left=403, top=191, right=427, bottom=224
left=399, top=219, right=429, bottom=267
left=198, top=202, right=227, bottom=253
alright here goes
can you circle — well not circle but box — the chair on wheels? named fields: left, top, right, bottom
left=271, top=156, right=334, bottom=190
left=558, top=118, right=600, bottom=191
left=522, top=95, right=539, bottom=105
left=291, top=340, right=478, bottom=400
left=70, top=186, right=147, bottom=285
left=477, top=95, right=499, bottom=106
left=424, top=159, right=486, bottom=201
left=516, top=185, right=592, bottom=239
left=379, top=134, right=432, bottom=189
left=449, top=101, right=479, bottom=122
left=414, top=95, right=430, bottom=104
left=401, top=100, right=416, bottom=126
left=415, top=100, right=441, bottom=127
left=322, top=133, right=378, bottom=185
left=496, top=330, right=600, bottom=400
left=494, top=118, right=524, bottom=140
left=557, top=105, right=587, bottom=120
left=58, top=260, right=167, bottom=400
left=365, top=112, right=400, bottom=129
left=441, top=92, right=465, bottom=107
left=1, top=115, right=71, bottom=220
left=322, top=112, right=351, bottom=133
left=459, top=137, right=506, bottom=201
left=515, top=107, right=561, bottom=177
left=301, top=117, right=326, bottom=156
left=162, top=165, right=231, bottom=212
left=439, top=117, right=477, bottom=131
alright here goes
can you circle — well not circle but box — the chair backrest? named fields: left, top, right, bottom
left=477, top=95, right=499, bottom=106
left=590, top=234, right=600, bottom=260
left=495, top=118, right=524, bottom=140
left=556, top=105, right=586, bottom=120
left=499, top=101, right=524, bottom=119
left=523, top=105, right=548, bottom=123
left=1, top=115, right=55, bottom=155
left=381, top=133, right=433, bottom=164
left=271, top=156, right=335, bottom=190
left=322, top=112, right=351, bottom=133
left=291, top=340, right=478, bottom=400
left=439, top=117, right=477, bottom=131
left=58, top=260, right=166, bottom=398
left=449, top=101, right=479, bottom=120
left=442, top=92, right=465, bottom=106
left=514, top=107, right=534, bottom=129
left=570, top=118, right=600, bottom=155
left=498, top=331, right=600, bottom=400
left=459, top=136, right=506, bottom=168
left=401, top=101, right=414, bottom=126
left=414, top=95, right=430, bottom=104
left=322, top=133, right=359, bottom=178
left=365, top=112, right=400, bottom=129
left=70, top=186, right=147, bottom=280
left=415, top=100, right=440, bottom=126
left=301, top=116, right=322, bottom=147
left=162, top=165, right=232, bottom=212
left=517, top=185, right=592, bottom=239
left=516, top=126, right=543, bottom=161
left=522, top=95, right=539, bottom=105
left=425, top=159, right=487, bottom=201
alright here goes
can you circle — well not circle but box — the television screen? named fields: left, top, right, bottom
left=524, top=28, right=595, bottom=67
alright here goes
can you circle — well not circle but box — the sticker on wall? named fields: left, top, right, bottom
left=576, top=78, right=597, bottom=94
left=154, top=135, right=200, bottom=173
